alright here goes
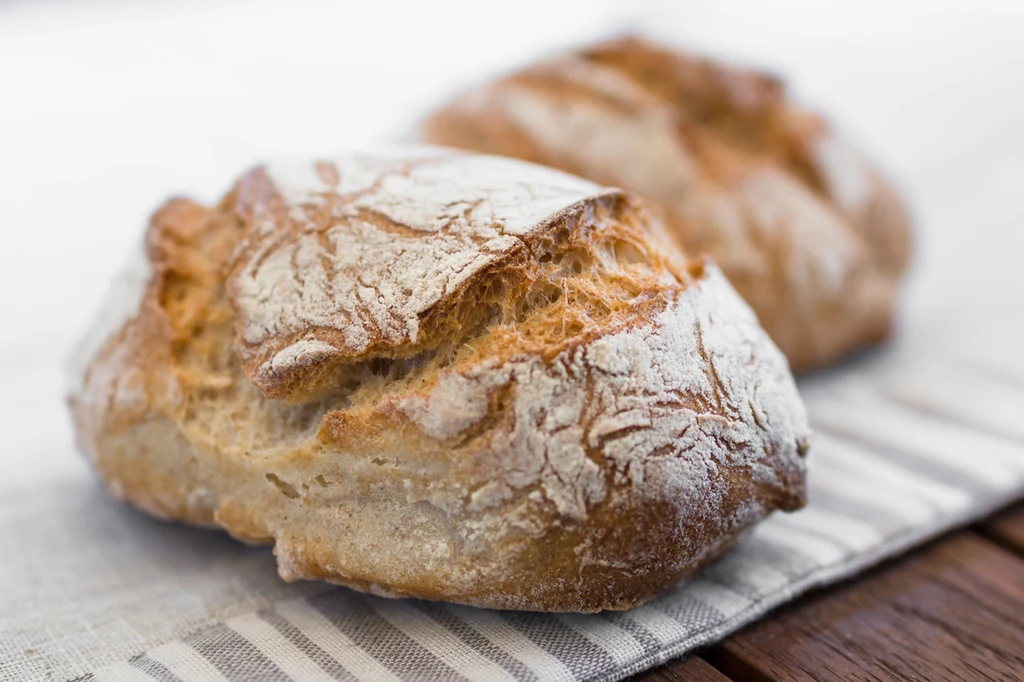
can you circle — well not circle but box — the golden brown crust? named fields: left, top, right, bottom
left=70, top=148, right=809, bottom=612
left=422, top=37, right=912, bottom=371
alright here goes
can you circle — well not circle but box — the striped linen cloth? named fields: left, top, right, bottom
left=3, top=333, right=1024, bottom=682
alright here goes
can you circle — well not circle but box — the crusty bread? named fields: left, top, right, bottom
left=422, top=37, right=912, bottom=371
left=69, top=147, right=809, bottom=612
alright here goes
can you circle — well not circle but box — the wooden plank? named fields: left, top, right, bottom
left=978, top=503, right=1024, bottom=555
left=629, top=656, right=734, bottom=682
left=704, top=533, right=1024, bottom=682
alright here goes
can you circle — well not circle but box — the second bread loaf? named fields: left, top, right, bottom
left=423, top=37, right=912, bottom=371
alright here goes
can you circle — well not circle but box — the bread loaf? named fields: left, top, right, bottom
left=69, top=147, right=809, bottom=612
left=422, top=37, right=912, bottom=371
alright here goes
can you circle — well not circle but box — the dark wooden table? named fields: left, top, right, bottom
left=630, top=503, right=1024, bottom=681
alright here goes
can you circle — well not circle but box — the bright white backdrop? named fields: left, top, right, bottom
left=2, top=0, right=1023, bottom=479
left=1, top=3, right=1023, bottom=679
left=2, top=0, right=1022, bottom=345
left=0, top=0, right=1021, bottom=516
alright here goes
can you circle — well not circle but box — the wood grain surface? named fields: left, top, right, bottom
left=980, top=505, right=1024, bottom=555
left=630, top=503, right=1024, bottom=682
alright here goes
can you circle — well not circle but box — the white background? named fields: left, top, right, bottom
left=1, top=0, right=1022, bottom=483
left=1, top=4, right=1023, bottom=678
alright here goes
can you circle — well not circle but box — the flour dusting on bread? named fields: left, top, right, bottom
left=70, top=148, right=810, bottom=612
left=394, top=265, right=803, bottom=524
left=230, top=149, right=609, bottom=398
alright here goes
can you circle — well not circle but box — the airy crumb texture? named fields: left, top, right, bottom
left=422, top=36, right=912, bottom=372
left=70, top=147, right=810, bottom=612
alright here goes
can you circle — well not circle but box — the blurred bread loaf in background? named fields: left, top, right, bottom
left=423, top=36, right=912, bottom=371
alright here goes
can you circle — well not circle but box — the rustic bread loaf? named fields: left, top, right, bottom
left=422, top=37, right=912, bottom=371
left=69, top=147, right=809, bottom=612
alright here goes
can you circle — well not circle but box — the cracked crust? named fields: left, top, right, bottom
left=69, top=148, right=809, bottom=612
left=422, top=36, right=912, bottom=371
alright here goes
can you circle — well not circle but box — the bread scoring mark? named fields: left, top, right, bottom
left=227, top=148, right=606, bottom=400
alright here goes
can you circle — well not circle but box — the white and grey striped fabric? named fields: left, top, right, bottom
left=4, top=335, right=1024, bottom=682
